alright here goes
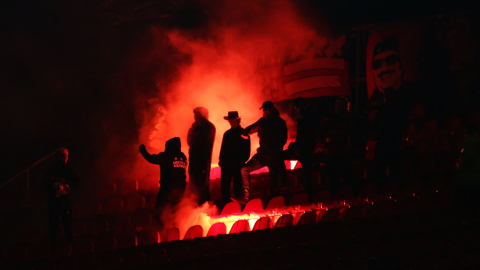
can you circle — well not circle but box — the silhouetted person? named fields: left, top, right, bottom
left=219, top=111, right=251, bottom=203
left=456, top=122, right=480, bottom=210
left=140, top=137, right=187, bottom=226
left=284, top=97, right=316, bottom=200
left=187, top=107, right=216, bottom=205
left=322, top=96, right=354, bottom=192
left=237, top=101, right=288, bottom=203
left=369, top=36, right=419, bottom=183
left=44, top=148, right=79, bottom=251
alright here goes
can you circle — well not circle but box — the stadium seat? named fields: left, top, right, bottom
left=103, top=198, right=123, bottom=214
left=100, top=253, right=122, bottom=269
left=437, top=155, right=458, bottom=171
left=125, top=194, right=145, bottom=211
left=164, top=227, right=179, bottom=242
left=116, top=233, right=137, bottom=249
left=23, top=228, right=44, bottom=242
left=57, top=259, right=79, bottom=270
left=86, top=217, right=108, bottom=236
left=82, top=202, right=102, bottom=217
left=145, top=196, right=157, bottom=209
left=94, top=235, right=116, bottom=252
left=26, top=242, right=50, bottom=259
left=404, top=178, right=423, bottom=196
left=289, top=193, right=309, bottom=206
left=358, top=183, right=377, bottom=201
left=184, top=225, right=204, bottom=240
left=380, top=181, right=400, bottom=199
left=274, top=214, right=293, bottom=228
left=168, top=244, right=189, bottom=260
left=296, top=211, right=317, bottom=225
left=266, top=196, right=286, bottom=210
left=335, top=186, right=354, bottom=202
left=229, top=220, right=250, bottom=234
left=243, top=198, right=264, bottom=213
left=401, top=159, right=415, bottom=175
left=409, top=103, right=425, bottom=124
left=132, top=212, right=153, bottom=230
left=123, top=250, right=146, bottom=267
left=220, top=201, right=241, bottom=215
left=139, top=176, right=159, bottom=193
left=418, top=120, right=439, bottom=138
left=72, top=238, right=94, bottom=255
left=343, top=204, right=367, bottom=220
left=72, top=220, right=87, bottom=237
left=80, top=256, right=100, bottom=270
left=118, top=179, right=139, bottom=194
left=432, top=137, right=452, bottom=153
left=136, top=230, right=160, bottom=246
left=312, top=190, right=331, bottom=204
left=206, top=222, right=227, bottom=236
left=144, top=247, right=167, bottom=264
left=97, top=182, right=116, bottom=198
left=424, top=175, right=448, bottom=194
left=110, top=216, right=131, bottom=233
left=252, top=216, right=272, bottom=231
left=441, top=117, right=463, bottom=135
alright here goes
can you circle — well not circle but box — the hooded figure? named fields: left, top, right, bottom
left=187, top=107, right=216, bottom=205
left=139, top=137, right=187, bottom=224
left=235, top=101, right=288, bottom=203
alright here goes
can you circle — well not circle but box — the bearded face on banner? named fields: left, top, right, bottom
left=372, top=36, right=403, bottom=98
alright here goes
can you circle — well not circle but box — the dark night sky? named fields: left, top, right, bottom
left=0, top=0, right=479, bottom=183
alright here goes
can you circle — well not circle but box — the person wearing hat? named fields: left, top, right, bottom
left=369, top=36, right=420, bottom=183
left=139, top=138, right=187, bottom=226
left=219, top=111, right=251, bottom=203
left=187, top=107, right=216, bottom=205
left=235, top=101, right=288, bottom=203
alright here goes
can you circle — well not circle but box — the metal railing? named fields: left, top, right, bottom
left=0, top=148, right=65, bottom=197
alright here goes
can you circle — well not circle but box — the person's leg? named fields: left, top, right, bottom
left=220, top=166, right=233, bottom=202
left=240, top=154, right=266, bottom=200
left=232, top=165, right=243, bottom=198
left=155, top=187, right=170, bottom=225
left=62, top=207, right=73, bottom=245
left=300, top=156, right=314, bottom=200
left=267, top=157, right=288, bottom=193
left=48, top=205, right=60, bottom=250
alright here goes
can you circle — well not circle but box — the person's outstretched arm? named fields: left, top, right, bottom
left=243, top=120, right=259, bottom=136
left=139, top=144, right=167, bottom=164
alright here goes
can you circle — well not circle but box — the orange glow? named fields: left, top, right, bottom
left=131, top=0, right=325, bottom=181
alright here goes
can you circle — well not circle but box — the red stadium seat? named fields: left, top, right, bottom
left=206, top=222, right=227, bottom=237
left=441, top=117, right=463, bottom=135
left=100, top=253, right=122, bottom=269
left=380, top=181, right=400, bottom=199
left=125, top=194, right=145, bottom=211
left=243, top=198, right=264, bottom=213
left=229, top=220, right=250, bottom=234
left=97, top=182, right=116, bottom=198
left=57, top=258, right=79, bottom=270
left=343, top=204, right=367, bottom=220
left=118, top=179, right=138, bottom=194
left=252, top=217, right=272, bottom=231
left=110, top=216, right=131, bottom=233
left=335, top=186, right=354, bottom=202
left=139, top=176, right=159, bottom=193
left=116, top=233, right=137, bottom=249
left=86, top=217, right=108, bottom=236
left=80, top=256, right=100, bottom=270
left=274, top=214, right=293, bottom=228
left=94, top=235, right=116, bottom=252
left=164, top=227, right=179, bottom=242
left=145, top=196, right=157, bottom=210
left=266, top=196, right=285, bottom=210
left=123, top=250, right=146, bottom=267
left=296, top=211, right=317, bottom=225
left=312, top=190, right=331, bottom=204
left=419, top=119, right=439, bottom=137
left=104, top=198, right=123, bottom=214
left=144, top=247, right=167, bottom=264
left=184, top=225, right=203, bottom=240
left=289, top=193, right=309, bottom=206
left=24, top=228, right=44, bottom=242
left=82, top=202, right=102, bottom=217
left=132, top=212, right=153, bottom=230
left=136, top=230, right=160, bottom=246
left=358, top=183, right=377, bottom=201
left=432, top=137, right=452, bottom=153
left=72, top=238, right=94, bottom=255
left=168, top=245, right=189, bottom=260
left=72, top=220, right=87, bottom=237
left=221, top=201, right=241, bottom=215
left=26, top=243, right=50, bottom=259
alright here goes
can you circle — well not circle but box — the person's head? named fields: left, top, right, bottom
left=165, top=137, right=181, bottom=153
left=193, top=107, right=209, bottom=122
left=224, top=111, right=241, bottom=128
left=372, top=36, right=403, bottom=94
left=54, top=148, right=68, bottom=164
left=260, top=101, right=275, bottom=119
left=335, top=96, right=349, bottom=114
left=293, top=97, right=307, bottom=114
